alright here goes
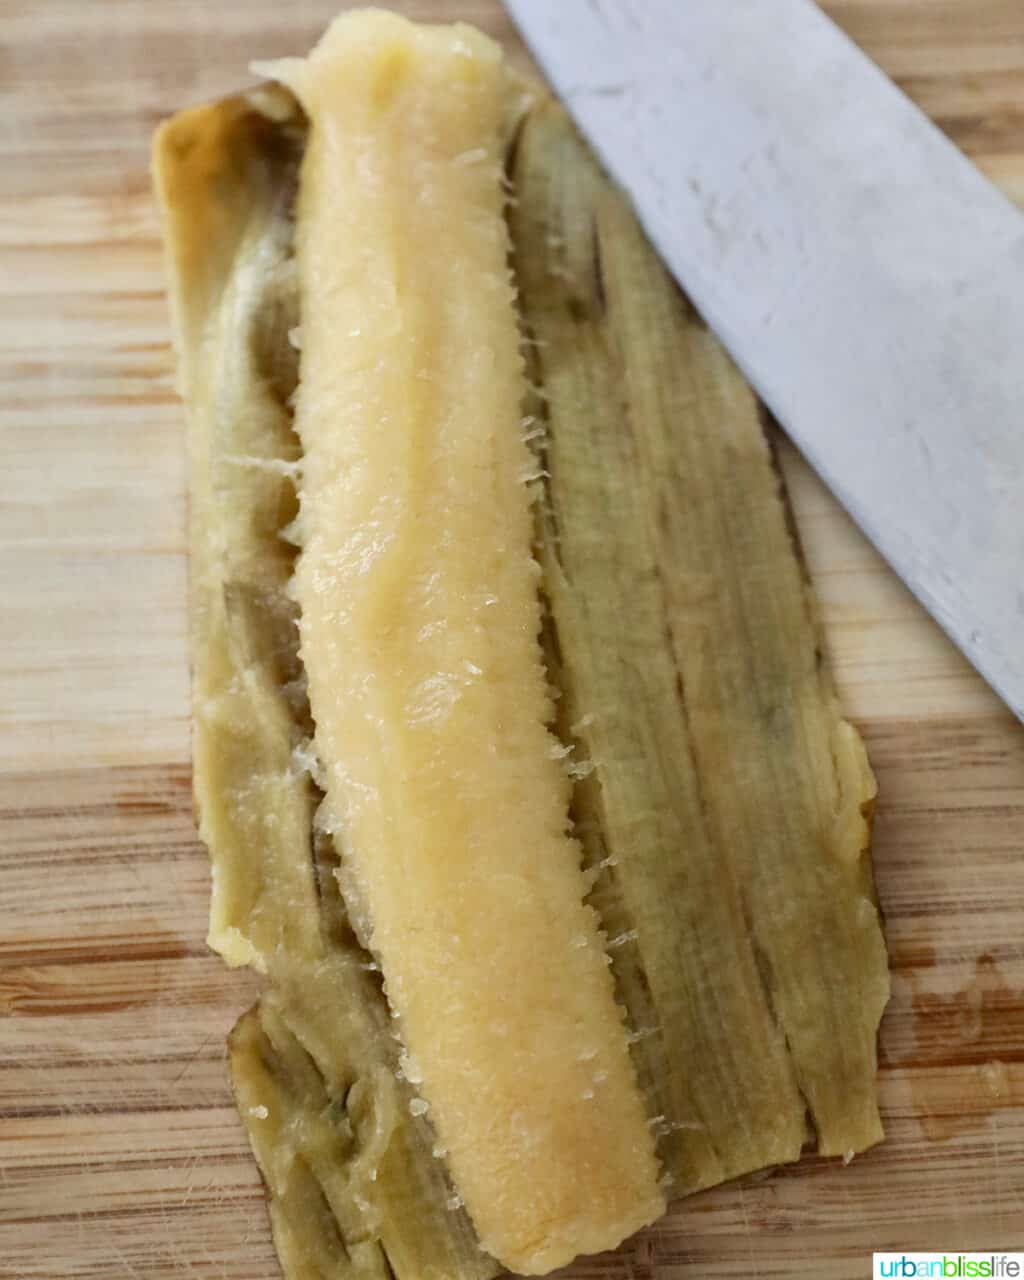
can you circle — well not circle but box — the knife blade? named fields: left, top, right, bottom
left=506, top=0, right=1024, bottom=721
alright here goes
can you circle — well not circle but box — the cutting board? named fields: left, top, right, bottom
left=2, top=2, right=1023, bottom=1276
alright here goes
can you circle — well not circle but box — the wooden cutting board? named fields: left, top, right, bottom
left=1, top=2, right=1022, bottom=1276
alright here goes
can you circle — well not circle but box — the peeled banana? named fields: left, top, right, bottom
left=153, top=12, right=889, bottom=1279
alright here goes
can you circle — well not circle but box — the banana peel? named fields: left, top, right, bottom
left=153, top=58, right=889, bottom=1280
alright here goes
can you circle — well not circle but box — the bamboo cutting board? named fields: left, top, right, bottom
left=1, top=2, right=1023, bottom=1277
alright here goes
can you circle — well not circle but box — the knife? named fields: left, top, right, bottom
left=505, top=0, right=1024, bottom=721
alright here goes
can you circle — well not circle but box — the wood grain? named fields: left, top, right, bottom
left=0, top=2, right=1022, bottom=1277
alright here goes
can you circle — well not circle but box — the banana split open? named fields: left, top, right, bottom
left=153, top=10, right=890, bottom=1278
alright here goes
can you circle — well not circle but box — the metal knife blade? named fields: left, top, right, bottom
left=506, top=0, right=1024, bottom=720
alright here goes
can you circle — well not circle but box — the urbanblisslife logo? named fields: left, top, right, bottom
left=874, top=1257, right=1024, bottom=1279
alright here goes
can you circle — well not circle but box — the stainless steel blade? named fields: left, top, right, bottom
left=506, top=0, right=1024, bottom=719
